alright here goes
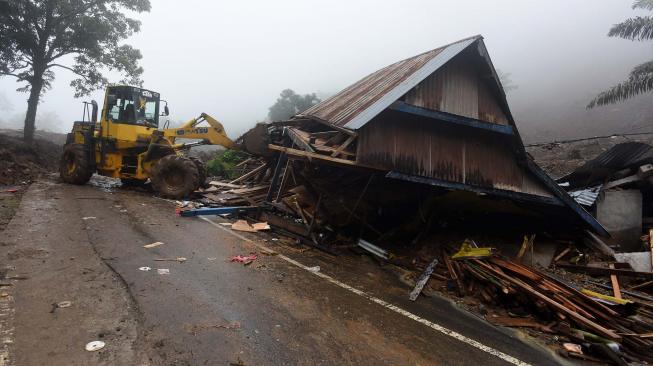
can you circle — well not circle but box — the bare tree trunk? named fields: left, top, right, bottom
left=23, top=79, right=43, bottom=144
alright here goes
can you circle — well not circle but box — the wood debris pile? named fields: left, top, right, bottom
left=414, top=246, right=653, bottom=364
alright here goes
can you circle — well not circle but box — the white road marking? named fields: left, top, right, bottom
left=200, top=216, right=531, bottom=366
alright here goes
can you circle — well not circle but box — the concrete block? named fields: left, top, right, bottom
left=614, top=252, right=652, bottom=272
left=596, top=189, right=642, bottom=252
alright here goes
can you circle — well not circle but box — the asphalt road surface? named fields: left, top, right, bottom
left=0, top=177, right=570, bottom=365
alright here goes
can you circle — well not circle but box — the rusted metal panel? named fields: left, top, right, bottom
left=357, top=113, right=552, bottom=196
left=299, top=36, right=482, bottom=128
left=478, top=79, right=509, bottom=125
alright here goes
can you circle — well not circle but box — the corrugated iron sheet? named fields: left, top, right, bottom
left=559, top=142, right=653, bottom=189
left=299, top=35, right=482, bottom=129
left=568, top=185, right=602, bottom=207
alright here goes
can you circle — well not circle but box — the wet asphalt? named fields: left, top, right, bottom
left=62, top=179, right=567, bottom=365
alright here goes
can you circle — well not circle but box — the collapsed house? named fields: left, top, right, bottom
left=560, top=142, right=653, bottom=266
left=263, top=35, right=606, bottom=243
left=182, top=36, right=653, bottom=363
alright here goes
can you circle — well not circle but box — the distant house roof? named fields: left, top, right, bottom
left=299, top=35, right=510, bottom=130
left=559, top=142, right=653, bottom=189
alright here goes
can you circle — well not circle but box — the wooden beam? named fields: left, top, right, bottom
left=609, top=264, right=622, bottom=300
left=390, top=101, right=514, bottom=135
left=229, top=163, right=267, bottom=184
left=331, top=134, right=356, bottom=157
left=649, top=228, right=653, bottom=270
left=268, top=144, right=362, bottom=167
left=285, top=127, right=315, bottom=153
left=557, top=263, right=653, bottom=279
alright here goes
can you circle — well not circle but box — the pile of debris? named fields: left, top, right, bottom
left=0, top=132, right=62, bottom=186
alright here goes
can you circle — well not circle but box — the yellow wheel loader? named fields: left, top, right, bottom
left=59, top=85, right=245, bottom=199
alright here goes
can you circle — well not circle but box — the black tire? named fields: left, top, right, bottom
left=189, top=157, right=207, bottom=189
left=59, top=144, right=93, bottom=185
left=150, top=155, right=199, bottom=199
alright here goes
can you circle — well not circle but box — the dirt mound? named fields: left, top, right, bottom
left=0, top=132, right=63, bottom=185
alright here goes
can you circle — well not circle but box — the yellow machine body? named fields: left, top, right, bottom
left=66, top=85, right=237, bottom=182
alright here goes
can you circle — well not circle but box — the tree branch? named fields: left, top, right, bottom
left=48, top=63, right=89, bottom=80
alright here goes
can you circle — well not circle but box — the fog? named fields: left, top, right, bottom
left=1, top=0, right=651, bottom=142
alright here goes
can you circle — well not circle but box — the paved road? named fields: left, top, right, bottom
left=0, top=177, right=569, bottom=365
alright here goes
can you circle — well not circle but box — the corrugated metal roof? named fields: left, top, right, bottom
left=559, top=142, right=653, bottom=189
left=568, top=185, right=602, bottom=207
left=299, top=35, right=483, bottom=129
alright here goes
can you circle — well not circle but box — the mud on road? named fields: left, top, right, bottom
left=0, top=177, right=567, bottom=365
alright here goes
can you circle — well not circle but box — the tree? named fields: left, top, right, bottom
left=0, top=0, right=150, bottom=143
left=496, top=69, right=518, bottom=92
left=588, top=0, right=653, bottom=108
left=268, top=89, right=321, bottom=121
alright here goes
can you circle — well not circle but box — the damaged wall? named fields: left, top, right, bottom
left=356, top=111, right=552, bottom=197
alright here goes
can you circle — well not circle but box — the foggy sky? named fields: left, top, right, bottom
left=1, top=0, right=651, bottom=140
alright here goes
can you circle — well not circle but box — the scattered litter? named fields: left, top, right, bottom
left=157, top=268, right=170, bottom=275
left=307, top=266, right=320, bottom=273
left=154, top=257, right=187, bottom=263
left=56, top=301, right=72, bottom=308
left=139, top=266, right=152, bottom=271
left=207, top=257, right=218, bottom=261
left=219, top=222, right=232, bottom=226
left=85, top=340, right=105, bottom=352
left=82, top=216, right=96, bottom=220
left=143, top=241, right=164, bottom=249
left=230, top=253, right=257, bottom=265
left=120, top=209, right=128, bottom=213
left=231, top=220, right=270, bottom=233
left=4, top=188, right=18, bottom=193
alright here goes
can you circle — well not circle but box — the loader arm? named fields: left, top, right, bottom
left=163, top=112, right=236, bottom=150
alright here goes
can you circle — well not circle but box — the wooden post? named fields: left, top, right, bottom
left=609, top=264, right=622, bottom=300
left=265, top=152, right=287, bottom=203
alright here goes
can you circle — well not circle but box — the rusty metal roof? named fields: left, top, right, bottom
left=298, top=35, right=483, bottom=129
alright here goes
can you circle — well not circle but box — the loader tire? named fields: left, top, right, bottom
left=189, top=157, right=207, bottom=189
left=150, top=155, right=199, bottom=199
left=59, top=144, right=93, bottom=185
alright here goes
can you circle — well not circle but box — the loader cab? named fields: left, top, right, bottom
left=103, top=85, right=161, bottom=128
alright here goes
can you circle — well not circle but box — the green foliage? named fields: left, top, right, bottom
left=0, top=0, right=150, bottom=141
left=206, top=150, right=249, bottom=178
left=268, top=89, right=321, bottom=121
left=589, top=0, right=653, bottom=108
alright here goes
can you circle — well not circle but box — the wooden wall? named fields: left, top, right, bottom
left=403, top=50, right=509, bottom=125
left=357, top=112, right=552, bottom=197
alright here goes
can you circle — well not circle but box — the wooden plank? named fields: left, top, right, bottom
left=229, top=163, right=267, bottom=184
left=286, top=127, right=315, bottom=152
left=473, top=260, right=621, bottom=340
left=553, top=246, right=573, bottom=263
left=331, top=134, right=356, bottom=158
left=650, top=228, right=653, bottom=269
left=268, top=144, right=362, bottom=167
left=208, top=181, right=244, bottom=189
left=516, top=235, right=532, bottom=262
left=609, top=264, right=622, bottom=300
left=557, top=263, right=653, bottom=279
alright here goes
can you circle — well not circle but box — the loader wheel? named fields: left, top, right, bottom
left=189, top=157, right=207, bottom=189
left=59, top=144, right=93, bottom=185
left=150, top=155, right=199, bottom=199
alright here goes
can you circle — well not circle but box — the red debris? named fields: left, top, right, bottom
left=229, top=253, right=258, bottom=265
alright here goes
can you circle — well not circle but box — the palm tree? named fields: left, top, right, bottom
left=588, top=0, right=653, bottom=108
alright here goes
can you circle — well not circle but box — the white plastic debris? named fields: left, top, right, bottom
left=157, top=268, right=170, bottom=275
left=85, top=340, right=105, bottom=351
left=57, top=301, right=72, bottom=308
left=82, top=216, right=96, bottom=220
left=138, top=266, right=152, bottom=271
left=307, top=266, right=320, bottom=273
